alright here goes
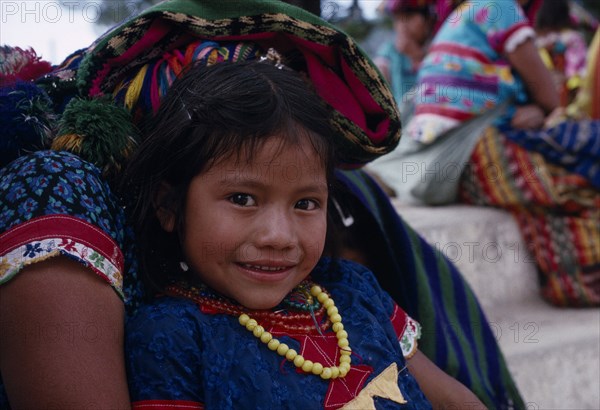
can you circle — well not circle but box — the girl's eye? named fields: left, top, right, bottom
left=295, top=199, right=319, bottom=211
left=229, top=193, right=256, bottom=207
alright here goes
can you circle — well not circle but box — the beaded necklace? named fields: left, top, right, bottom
left=165, top=281, right=352, bottom=379
left=239, top=285, right=352, bottom=380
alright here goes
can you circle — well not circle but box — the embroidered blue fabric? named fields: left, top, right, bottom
left=126, top=258, right=432, bottom=409
left=0, top=150, right=142, bottom=408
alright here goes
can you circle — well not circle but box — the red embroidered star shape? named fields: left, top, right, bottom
left=272, top=330, right=373, bottom=410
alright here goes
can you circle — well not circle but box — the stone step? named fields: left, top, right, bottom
left=394, top=203, right=539, bottom=314
left=393, top=203, right=600, bottom=409
left=489, top=298, right=600, bottom=410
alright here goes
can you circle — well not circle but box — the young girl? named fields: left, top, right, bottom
left=123, top=60, right=485, bottom=409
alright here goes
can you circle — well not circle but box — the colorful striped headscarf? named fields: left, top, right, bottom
left=110, top=41, right=260, bottom=122
left=68, top=0, right=401, bottom=171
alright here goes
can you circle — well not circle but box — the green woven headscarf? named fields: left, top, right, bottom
left=72, top=0, right=400, bottom=169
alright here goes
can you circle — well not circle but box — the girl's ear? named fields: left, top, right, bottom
left=155, top=181, right=176, bottom=233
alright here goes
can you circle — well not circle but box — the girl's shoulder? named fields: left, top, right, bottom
left=312, top=258, right=385, bottom=299
left=312, top=257, right=371, bottom=279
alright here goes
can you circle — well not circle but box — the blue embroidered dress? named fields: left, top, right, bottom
left=126, top=258, right=431, bottom=410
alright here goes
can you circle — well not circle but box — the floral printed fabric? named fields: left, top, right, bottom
left=537, top=30, right=588, bottom=83
left=391, top=305, right=421, bottom=359
left=126, top=258, right=431, bottom=410
left=1, top=215, right=125, bottom=294
left=537, top=29, right=588, bottom=107
left=407, top=0, right=534, bottom=143
left=0, top=150, right=142, bottom=408
left=0, top=150, right=141, bottom=306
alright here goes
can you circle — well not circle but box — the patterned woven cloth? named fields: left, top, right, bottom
left=335, top=170, right=525, bottom=409
left=501, top=120, right=600, bottom=190
left=460, top=127, right=600, bottom=307
left=75, top=0, right=401, bottom=168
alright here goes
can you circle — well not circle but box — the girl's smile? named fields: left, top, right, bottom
left=235, top=262, right=296, bottom=282
left=160, top=134, right=328, bottom=310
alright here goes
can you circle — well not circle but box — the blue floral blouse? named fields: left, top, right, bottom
left=0, top=150, right=142, bottom=407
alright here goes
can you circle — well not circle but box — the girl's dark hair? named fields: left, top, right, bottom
left=535, top=0, right=572, bottom=31
left=122, top=60, right=336, bottom=295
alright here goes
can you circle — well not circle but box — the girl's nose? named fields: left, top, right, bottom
left=254, top=207, right=296, bottom=250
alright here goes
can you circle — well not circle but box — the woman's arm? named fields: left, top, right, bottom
left=0, top=256, right=130, bottom=409
left=507, top=38, right=560, bottom=115
left=408, top=350, right=486, bottom=409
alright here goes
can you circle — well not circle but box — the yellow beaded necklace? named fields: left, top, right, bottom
left=238, top=285, right=352, bottom=380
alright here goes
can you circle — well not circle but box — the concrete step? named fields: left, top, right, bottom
left=393, top=203, right=600, bottom=410
left=395, top=204, right=539, bottom=313
left=489, top=298, right=600, bottom=410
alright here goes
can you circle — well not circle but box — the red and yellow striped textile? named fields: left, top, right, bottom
left=459, top=128, right=600, bottom=307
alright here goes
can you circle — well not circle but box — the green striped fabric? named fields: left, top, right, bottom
left=335, top=169, right=525, bottom=409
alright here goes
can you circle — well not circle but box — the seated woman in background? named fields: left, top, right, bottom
left=406, top=0, right=558, bottom=142
left=368, top=0, right=600, bottom=307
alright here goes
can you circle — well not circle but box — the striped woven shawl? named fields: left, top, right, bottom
left=335, top=170, right=525, bottom=409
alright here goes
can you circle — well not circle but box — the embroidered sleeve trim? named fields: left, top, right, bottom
left=389, top=304, right=421, bottom=359
left=400, top=316, right=421, bottom=359
left=0, top=215, right=124, bottom=298
left=132, top=400, right=204, bottom=409
left=503, top=26, right=535, bottom=54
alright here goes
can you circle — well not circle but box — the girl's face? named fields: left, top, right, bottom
left=162, top=135, right=328, bottom=310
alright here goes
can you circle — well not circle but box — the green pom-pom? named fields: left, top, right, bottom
left=54, top=96, right=139, bottom=179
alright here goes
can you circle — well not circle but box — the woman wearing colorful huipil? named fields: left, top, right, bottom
left=406, top=0, right=558, bottom=142
left=368, top=0, right=600, bottom=306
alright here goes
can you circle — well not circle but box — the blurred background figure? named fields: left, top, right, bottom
left=367, top=0, right=600, bottom=307
left=373, top=0, right=437, bottom=103
left=535, top=0, right=589, bottom=106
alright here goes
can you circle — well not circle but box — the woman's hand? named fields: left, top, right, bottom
left=511, top=104, right=546, bottom=129
left=544, top=106, right=567, bottom=128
